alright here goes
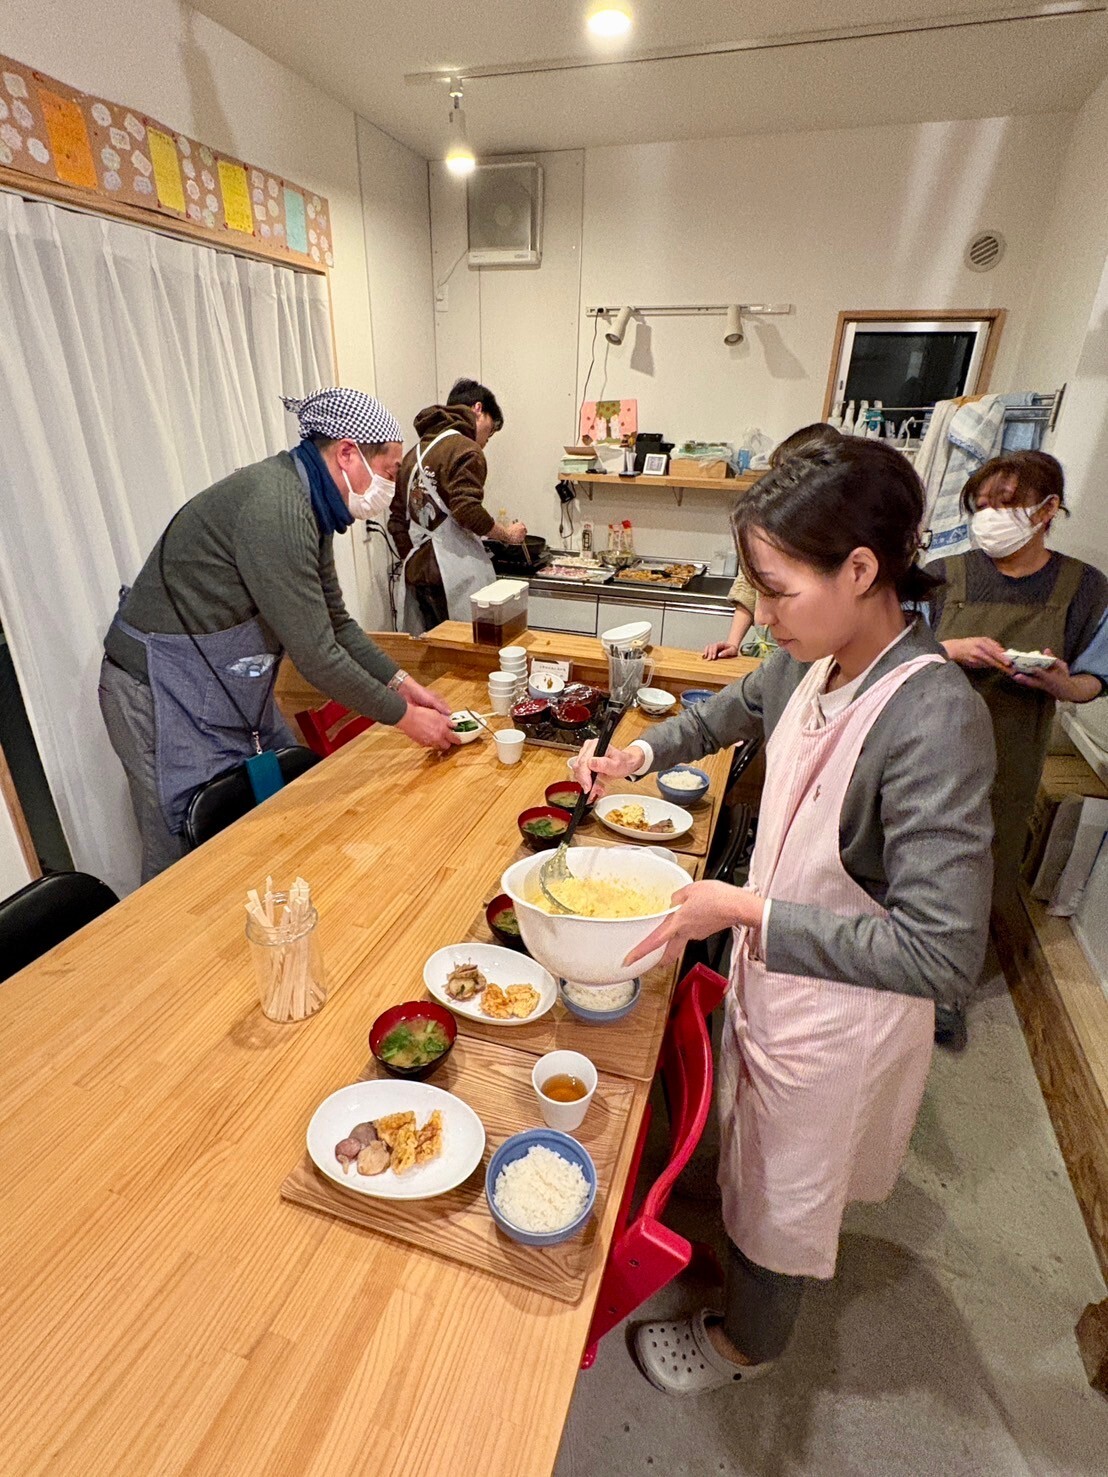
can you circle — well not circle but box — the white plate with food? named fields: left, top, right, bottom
left=307, top=1079, right=485, bottom=1200
left=1005, top=648, right=1057, bottom=674
left=423, top=943, right=558, bottom=1025
left=594, top=794, right=694, bottom=842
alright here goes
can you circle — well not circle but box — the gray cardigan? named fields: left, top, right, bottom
left=643, top=621, right=996, bottom=1010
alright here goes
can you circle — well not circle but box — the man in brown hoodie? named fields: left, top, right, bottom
left=388, top=378, right=526, bottom=633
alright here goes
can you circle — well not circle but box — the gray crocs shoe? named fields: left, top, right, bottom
left=633, top=1308, right=775, bottom=1395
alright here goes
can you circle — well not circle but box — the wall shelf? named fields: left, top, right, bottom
left=570, top=471, right=759, bottom=506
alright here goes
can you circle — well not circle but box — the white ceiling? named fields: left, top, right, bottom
left=190, top=1, right=1108, bottom=156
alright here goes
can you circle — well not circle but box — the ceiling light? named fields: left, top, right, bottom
left=724, top=305, right=744, bottom=345
left=445, top=79, right=476, bottom=177
left=587, top=3, right=633, bottom=40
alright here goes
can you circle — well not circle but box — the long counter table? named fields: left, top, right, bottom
left=0, top=656, right=735, bottom=1475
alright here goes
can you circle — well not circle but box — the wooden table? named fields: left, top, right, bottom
left=0, top=661, right=734, bottom=1476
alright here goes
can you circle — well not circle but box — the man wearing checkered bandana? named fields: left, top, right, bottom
left=100, top=386, right=460, bottom=882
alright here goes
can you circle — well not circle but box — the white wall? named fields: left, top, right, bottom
left=430, top=114, right=1071, bottom=565
left=430, top=149, right=586, bottom=542
left=355, top=116, right=437, bottom=629
left=1013, top=74, right=1108, bottom=394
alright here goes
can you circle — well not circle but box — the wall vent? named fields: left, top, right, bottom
left=964, top=230, right=1005, bottom=272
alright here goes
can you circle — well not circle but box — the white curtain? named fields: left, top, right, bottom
left=0, top=191, right=334, bottom=896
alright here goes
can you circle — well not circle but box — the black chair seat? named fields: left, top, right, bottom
left=0, top=871, right=119, bottom=983
left=182, top=745, right=321, bottom=851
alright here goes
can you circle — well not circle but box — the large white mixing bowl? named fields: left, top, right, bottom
left=501, top=846, right=688, bottom=985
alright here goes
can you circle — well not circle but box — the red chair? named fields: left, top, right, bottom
left=295, top=699, right=374, bottom=757
left=581, top=962, right=729, bottom=1369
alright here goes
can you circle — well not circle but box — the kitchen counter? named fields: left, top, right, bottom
left=521, top=568, right=736, bottom=606
left=485, top=564, right=739, bottom=649
left=413, top=622, right=757, bottom=690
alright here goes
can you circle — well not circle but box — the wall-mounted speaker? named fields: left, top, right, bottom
left=467, top=161, right=543, bottom=267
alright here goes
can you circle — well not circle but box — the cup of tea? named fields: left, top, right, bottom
left=531, top=1050, right=597, bottom=1132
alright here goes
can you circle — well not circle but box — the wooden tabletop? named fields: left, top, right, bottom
left=0, top=665, right=732, bottom=1477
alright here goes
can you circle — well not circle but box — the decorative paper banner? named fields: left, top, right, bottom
left=37, top=86, right=97, bottom=188
left=0, top=53, right=332, bottom=270
left=283, top=186, right=307, bottom=255
left=0, top=63, right=52, bottom=179
left=146, top=126, right=185, bottom=215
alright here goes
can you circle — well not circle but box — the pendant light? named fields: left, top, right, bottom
left=445, top=78, right=476, bottom=177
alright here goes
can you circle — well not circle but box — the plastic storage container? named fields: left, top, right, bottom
left=471, top=578, right=529, bottom=646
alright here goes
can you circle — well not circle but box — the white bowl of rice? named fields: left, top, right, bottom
left=501, top=846, right=687, bottom=985
left=560, top=977, right=641, bottom=1022
left=486, top=1130, right=597, bottom=1246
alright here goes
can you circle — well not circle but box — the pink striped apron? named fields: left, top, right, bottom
left=718, top=653, right=942, bottom=1279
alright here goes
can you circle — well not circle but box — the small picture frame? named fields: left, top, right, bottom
left=642, top=453, right=669, bottom=476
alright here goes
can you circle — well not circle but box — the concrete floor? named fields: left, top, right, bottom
left=555, top=962, right=1108, bottom=1477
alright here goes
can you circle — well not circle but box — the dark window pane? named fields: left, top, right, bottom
left=844, top=331, right=977, bottom=429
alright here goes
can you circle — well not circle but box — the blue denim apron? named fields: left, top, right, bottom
left=110, top=601, right=293, bottom=835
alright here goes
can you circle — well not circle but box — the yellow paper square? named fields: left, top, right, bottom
left=217, top=159, right=254, bottom=235
left=147, top=127, right=185, bottom=214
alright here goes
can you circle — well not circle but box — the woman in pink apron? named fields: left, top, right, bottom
left=575, top=440, right=995, bottom=1394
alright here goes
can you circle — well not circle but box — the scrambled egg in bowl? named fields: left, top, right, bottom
left=531, top=875, right=672, bottom=919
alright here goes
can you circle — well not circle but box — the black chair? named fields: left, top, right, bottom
left=182, top=745, right=322, bottom=851
left=0, top=871, right=119, bottom=983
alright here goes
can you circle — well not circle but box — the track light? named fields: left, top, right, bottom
left=445, top=79, right=476, bottom=177
left=606, top=305, right=633, bottom=345
left=724, top=305, right=744, bottom=345
left=587, top=3, right=633, bottom=39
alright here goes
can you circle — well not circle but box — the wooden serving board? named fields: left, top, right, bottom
left=280, top=1034, right=636, bottom=1304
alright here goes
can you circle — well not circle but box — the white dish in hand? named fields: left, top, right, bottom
left=1005, top=649, right=1057, bottom=674
left=424, top=943, right=557, bottom=1025
left=594, top=793, right=693, bottom=842
left=450, top=710, right=484, bottom=743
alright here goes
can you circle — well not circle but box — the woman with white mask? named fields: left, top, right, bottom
left=932, top=452, right=1108, bottom=932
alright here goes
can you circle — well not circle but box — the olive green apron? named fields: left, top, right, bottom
left=936, top=553, right=1085, bottom=899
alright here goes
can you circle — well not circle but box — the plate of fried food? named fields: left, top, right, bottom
left=594, top=794, right=693, bottom=842
left=423, top=943, right=557, bottom=1025
left=307, top=1080, right=486, bottom=1200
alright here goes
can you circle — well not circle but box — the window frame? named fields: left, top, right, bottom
left=821, top=308, right=1006, bottom=420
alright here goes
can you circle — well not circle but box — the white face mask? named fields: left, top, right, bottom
left=343, top=450, right=394, bottom=521
left=970, top=499, right=1050, bottom=560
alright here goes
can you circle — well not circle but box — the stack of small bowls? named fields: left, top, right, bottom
left=489, top=645, right=528, bottom=714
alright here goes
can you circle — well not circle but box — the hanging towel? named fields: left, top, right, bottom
left=1000, top=392, right=1045, bottom=452
left=923, top=395, right=1006, bottom=561
left=914, top=399, right=961, bottom=520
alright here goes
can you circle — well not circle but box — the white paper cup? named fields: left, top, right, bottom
left=494, top=728, right=526, bottom=765
left=532, top=1050, right=598, bottom=1132
left=489, top=669, right=518, bottom=685
left=500, top=645, right=527, bottom=665
left=489, top=687, right=513, bottom=716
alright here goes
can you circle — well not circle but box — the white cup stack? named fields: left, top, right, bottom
left=488, top=670, right=518, bottom=715
left=497, top=645, right=529, bottom=706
